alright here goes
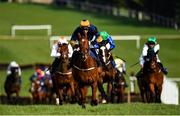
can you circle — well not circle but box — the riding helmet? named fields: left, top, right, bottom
left=148, top=36, right=157, bottom=44
left=80, top=19, right=90, bottom=27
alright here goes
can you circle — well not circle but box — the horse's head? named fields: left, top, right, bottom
left=31, top=79, right=41, bottom=93
left=57, top=43, right=69, bottom=62
left=144, top=49, right=159, bottom=72
left=99, top=46, right=111, bottom=65
left=77, top=31, right=89, bottom=61
left=10, top=67, right=20, bottom=79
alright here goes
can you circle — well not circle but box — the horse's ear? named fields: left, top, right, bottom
left=83, top=30, right=88, bottom=39
left=78, top=33, right=81, bottom=40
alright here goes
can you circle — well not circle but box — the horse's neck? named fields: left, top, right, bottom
left=59, top=60, right=70, bottom=72
left=153, top=64, right=161, bottom=73
left=10, top=73, right=19, bottom=82
left=77, top=55, right=97, bottom=68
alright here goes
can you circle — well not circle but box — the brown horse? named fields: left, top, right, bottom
left=4, top=67, right=21, bottom=104
left=30, top=76, right=53, bottom=104
left=142, top=49, right=164, bottom=103
left=72, top=32, right=99, bottom=108
left=111, top=70, right=126, bottom=103
left=98, top=46, right=116, bottom=103
left=52, top=43, right=76, bottom=105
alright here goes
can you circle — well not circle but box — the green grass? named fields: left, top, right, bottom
left=0, top=3, right=180, bottom=36
left=0, top=103, right=179, bottom=115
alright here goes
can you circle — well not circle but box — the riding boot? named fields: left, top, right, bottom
left=110, top=55, right=116, bottom=68
left=90, top=49, right=102, bottom=67
left=136, top=69, right=143, bottom=79
left=158, top=62, right=168, bottom=75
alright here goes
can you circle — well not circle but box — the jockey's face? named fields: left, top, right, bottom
left=149, top=44, right=155, bottom=48
left=81, top=26, right=89, bottom=33
left=148, top=41, right=155, bottom=48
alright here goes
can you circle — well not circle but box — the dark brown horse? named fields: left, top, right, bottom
left=30, top=76, right=53, bottom=104
left=98, top=46, right=116, bottom=103
left=4, top=67, right=21, bottom=104
left=141, top=49, right=164, bottom=103
left=111, top=70, right=126, bottom=103
left=72, top=32, right=99, bottom=108
left=52, top=43, right=76, bottom=105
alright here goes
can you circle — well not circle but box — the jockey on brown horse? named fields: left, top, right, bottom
left=50, top=36, right=73, bottom=75
left=69, top=19, right=102, bottom=68
left=95, top=31, right=116, bottom=101
left=136, top=36, right=168, bottom=79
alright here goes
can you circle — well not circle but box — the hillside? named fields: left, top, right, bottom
left=0, top=3, right=180, bottom=35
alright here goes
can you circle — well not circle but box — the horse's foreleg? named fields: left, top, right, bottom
left=97, top=82, right=107, bottom=103
left=15, top=91, right=20, bottom=104
left=79, top=86, right=86, bottom=108
left=69, top=82, right=76, bottom=103
left=149, top=83, right=155, bottom=103
left=91, top=82, right=98, bottom=106
left=155, top=84, right=162, bottom=103
left=59, top=88, right=64, bottom=105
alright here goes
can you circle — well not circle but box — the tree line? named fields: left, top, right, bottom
left=73, top=0, right=180, bottom=24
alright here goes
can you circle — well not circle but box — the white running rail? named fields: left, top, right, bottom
left=49, top=35, right=141, bottom=49
left=11, top=25, right=52, bottom=37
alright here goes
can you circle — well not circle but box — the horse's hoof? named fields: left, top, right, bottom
left=91, top=100, right=98, bottom=106
left=82, top=104, right=86, bottom=109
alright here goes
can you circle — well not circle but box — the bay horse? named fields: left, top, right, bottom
left=98, top=46, right=116, bottom=103
left=30, top=76, right=53, bottom=104
left=4, top=67, right=21, bottom=104
left=52, top=43, right=76, bottom=105
left=111, top=70, right=126, bottom=103
left=142, top=49, right=164, bottom=103
left=72, top=32, right=99, bottom=108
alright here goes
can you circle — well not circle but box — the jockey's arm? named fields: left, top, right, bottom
left=142, top=44, right=149, bottom=57
left=18, top=67, right=21, bottom=76
left=50, top=44, right=60, bottom=58
left=106, top=36, right=115, bottom=51
left=7, top=65, right=11, bottom=75
left=68, top=44, right=73, bottom=58
left=154, top=44, right=160, bottom=54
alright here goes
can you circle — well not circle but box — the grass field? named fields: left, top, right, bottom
left=0, top=3, right=180, bottom=36
left=0, top=3, right=180, bottom=115
left=0, top=103, right=180, bottom=115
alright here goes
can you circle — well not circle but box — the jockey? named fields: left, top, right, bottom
left=114, top=57, right=128, bottom=87
left=139, top=36, right=168, bottom=75
left=29, top=68, right=46, bottom=86
left=7, top=61, right=21, bottom=77
left=69, top=19, right=101, bottom=67
left=114, top=57, right=126, bottom=74
left=95, top=31, right=116, bottom=68
left=50, top=36, right=73, bottom=74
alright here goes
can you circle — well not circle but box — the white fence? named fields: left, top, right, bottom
left=49, top=35, right=141, bottom=49
left=169, top=77, right=180, bottom=82
left=11, top=25, right=52, bottom=37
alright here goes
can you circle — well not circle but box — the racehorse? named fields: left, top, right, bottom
left=111, top=70, right=126, bottom=103
left=30, top=76, right=53, bottom=104
left=98, top=46, right=116, bottom=103
left=72, top=32, right=99, bottom=108
left=142, top=49, right=164, bottom=103
left=52, top=43, right=76, bottom=105
left=4, top=67, right=21, bottom=104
